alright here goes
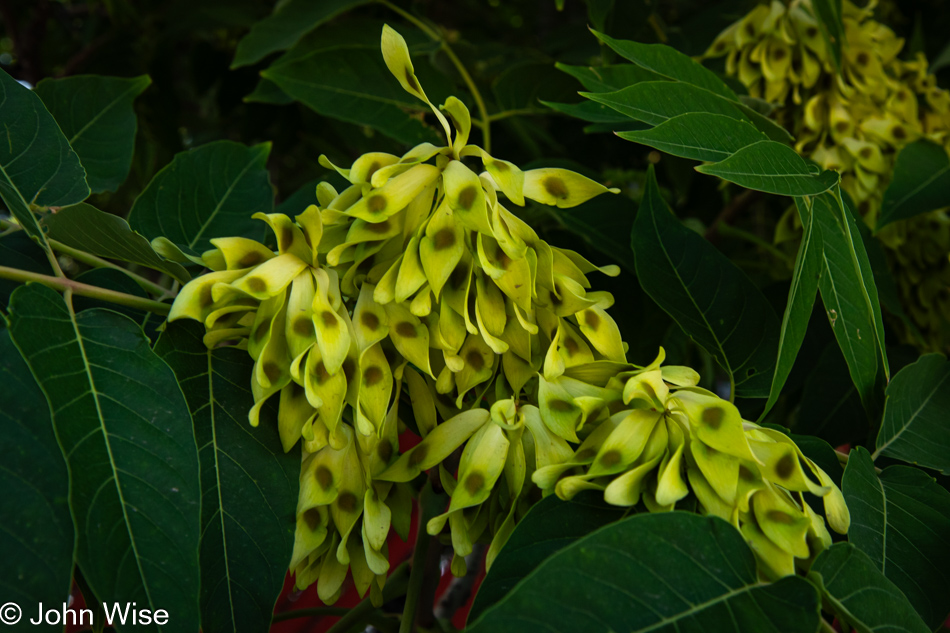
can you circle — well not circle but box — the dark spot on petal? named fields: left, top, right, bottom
left=199, top=284, right=214, bottom=307
left=702, top=407, right=723, bottom=430
left=263, top=361, right=281, bottom=383
left=254, top=320, right=270, bottom=341
left=396, top=321, right=417, bottom=338
left=806, top=27, right=818, bottom=38
left=859, top=147, right=873, bottom=159
left=294, top=316, right=314, bottom=336
left=466, top=349, right=485, bottom=371
left=433, top=228, right=456, bottom=250
left=313, top=360, right=331, bottom=385
left=492, top=160, right=510, bottom=172
left=549, top=399, right=574, bottom=413
left=775, top=453, right=795, bottom=479
left=600, top=449, right=622, bottom=467
left=321, top=310, right=338, bottom=328
left=367, top=220, right=390, bottom=234
left=337, top=491, right=358, bottom=512
left=367, top=195, right=387, bottom=214
left=247, top=277, right=267, bottom=293
left=584, top=310, right=600, bottom=330
left=405, top=68, right=419, bottom=92
left=896, top=90, right=907, bottom=102
left=238, top=251, right=262, bottom=268
left=575, top=447, right=596, bottom=461
left=892, top=125, right=907, bottom=140
left=458, top=185, right=478, bottom=210
left=315, top=465, right=333, bottom=490
left=543, top=176, right=569, bottom=200
left=855, top=51, right=869, bottom=66
left=772, top=47, right=786, bottom=61
left=408, top=443, right=429, bottom=467
left=303, top=508, right=322, bottom=530
left=495, top=247, right=511, bottom=270
left=464, top=471, right=485, bottom=494
left=744, top=23, right=756, bottom=36
left=366, top=161, right=382, bottom=179
left=739, top=465, right=756, bottom=482
left=377, top=439, right=393, bottom=463
left=563, top=337, right=579, bottom=356
left=834, top=121, right=850, bottom=133
left=767, top=510, right=795, bottom=524
left=281, top=226, right=294, bottom=250
left=714, top=41, right=726, bottom=52
left=361, top=311, right=380, bottom=331
left=364, top=365, right=384, bottom=386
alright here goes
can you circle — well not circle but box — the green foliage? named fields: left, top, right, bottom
left=0, top=1, right=948, bottom=631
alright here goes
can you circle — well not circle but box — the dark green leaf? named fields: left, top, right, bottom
left=793, top=342, right=865, bottom=447
left=842, top=447, right=950, bottom=629
left=618, top=112, right=766, bottom=162
left=231, top=0, right=370, bottom=68
left=0, top=328, right=74, bottom=633
left=811, top=0, right=844, bottom=71
left=808, top=543, right=929, bottom=633
left=128, top=140, right=272, bottom=253
left=71, top=268, right=162, bottom=343
left=7, top=284, right=201, bottom=633
left=155, top=321, right=298, bottom=633
left=469, top=491, right=628, bottom=622
left=584, top=81, right=748, bottom=127
left=877, top=140, right=950, bottom=228
left=493, top=62, right=577, bottom=112
left=812, top=191, right=888, bottom=419
left=542, top=99, right=632, bottom=124
left=45, top=203, right=191, bottom=284
left=244, top=77, right=293, bottom=105
left=260, top=23, right=444, bottom=146
left=0, top=68, right=89, bottom=247
left=467, top=512, right=820, bottom=633
left=874, top=353, right=950, bottom=474
left=759, top=197, right=822, bottom=420
left=555, top=62, right=663, bottom=92
left=591, top=30, right=737, bottom=99
left=0, top=231, right=51, bottom=310
left=696, top=141, right=838, bottom=196
left=632, top=166, right=779, bottom=398
left=35, top=75, right=151, bottom=194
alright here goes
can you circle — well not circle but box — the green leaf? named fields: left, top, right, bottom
left=808, top=543, right=930, bottom=633
left=45, top=202, right=191, bottom=284
left=0, top=231, right=51, bottom=310
left=632, top=166, right=779, bottom=398
left=555, top=62, right=663, bottom=92
left=493, top=62, right=578, bottom=111
left=759, top=197, right=822, bottom=420
left=35, top=75, right=151, bottom=194
left=466, top=512, right=820, bottom=633
left=811, top=191, right=888, bottom=419
left=260, top=23, right=444, bottom=146
left=0, top=68, right=89, bottom=247
left=696, top=141, right=838, bottom=196
left=874, top=354, right=950, bottom=474
left=0, top=328, right=74, bottom=633
left=842, top=447, right=950, bottom=629
left=7, top=284, right=201, bottom=633
left=590, top=29, right=738, bottom=99
left=244, top=77, right=293, bottom=105
left=155, top=321, right=298, bottom=633
left=618, top=112, right=766, bottom=162
left=794, top=342, right=865, bottom=447
left=231, top=0, right=370, bottom=68
left=811, top=0, right=844, bottom=72
left=542, top=99, right=632, bottom=124
left=877, top=140, right=950, bottom=228
left=584, top=81, right=748, bottom=127
left=469, top=491, right=628, bottom=622
left=128, top=140, right=273, bottom=254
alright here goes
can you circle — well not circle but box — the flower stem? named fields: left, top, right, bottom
left=377, top=0, right=492, bottom=153
left=0, top=265, right=171, bottom=315
left=48, top=238, right=170, bottom=297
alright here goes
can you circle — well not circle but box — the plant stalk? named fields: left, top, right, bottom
left=48, top=238, right=170, bottom=296
left=0, top=266, right=170, bottom=315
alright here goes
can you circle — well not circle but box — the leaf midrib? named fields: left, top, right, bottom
left=66, top=80, right=146, bottom=148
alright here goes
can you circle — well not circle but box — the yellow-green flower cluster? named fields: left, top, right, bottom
left=532, top=350, right=849, bottom=578
left=705, top=0, right=950, bottom=351
left=168, top=24, right=850, bottom=601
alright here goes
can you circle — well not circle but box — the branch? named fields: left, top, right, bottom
left=49, top=238, right=170, bottom=297
left=0, top=266, right=171, bottom=315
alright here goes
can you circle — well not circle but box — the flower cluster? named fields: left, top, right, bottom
left=169, top=24, right=850, bottom=604
left=705, top=0, right=950, bottom=351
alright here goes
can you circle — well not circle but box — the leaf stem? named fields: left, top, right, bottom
left=0, top=266, right=171, bottom=315
left=378, top=0, right=492, bottom=153
left=48, top=238, right=170, bottom=296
